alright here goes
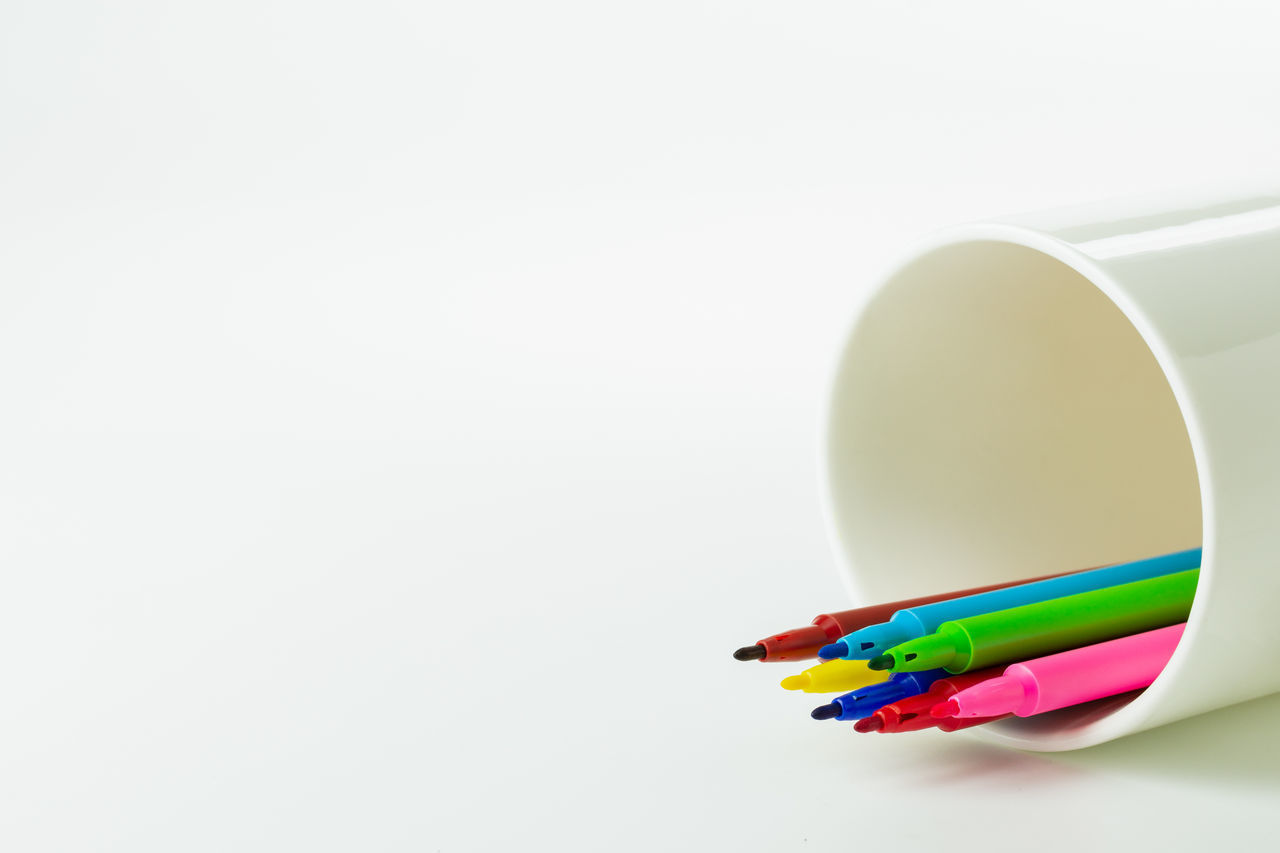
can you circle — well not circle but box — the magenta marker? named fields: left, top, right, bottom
left=933, top=624, right=1186, bottom=719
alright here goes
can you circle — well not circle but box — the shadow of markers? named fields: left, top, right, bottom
left=880, top=690, right=1280, bottom=792
left=1046, top=690, right=1280, bottom=790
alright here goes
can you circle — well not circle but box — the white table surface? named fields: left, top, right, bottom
left=2, top=1, right=1279, bottom=849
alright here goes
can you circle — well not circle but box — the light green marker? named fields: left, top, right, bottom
left=868, top=569, right=1199, bottom=675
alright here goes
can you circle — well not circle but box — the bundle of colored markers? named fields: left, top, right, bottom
left=733, top=548, right=1199, bottom=733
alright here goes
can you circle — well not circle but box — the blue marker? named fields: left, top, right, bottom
left=809, top=670, right=947, bottom=721
left=818, top=548, right=1202, bottom=661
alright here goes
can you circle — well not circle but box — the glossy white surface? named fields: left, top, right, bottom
left=3, top=0, right=1280, bottom=849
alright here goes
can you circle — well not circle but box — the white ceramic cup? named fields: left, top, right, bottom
left=821, top=188, right=1280, bottom=751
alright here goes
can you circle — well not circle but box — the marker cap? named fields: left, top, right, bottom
left=823, top=670, right=947, bottom=721
left=827, top=622, right=913, bottom=661
left=779, top=659, right=887, bottom=694
left=939, top=675, right=1027, bottom=718
left=877, top=631, right=961, bottom=673
left=757, top=624, right=836, bottom=662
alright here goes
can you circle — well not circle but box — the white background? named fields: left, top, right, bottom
left=2, top=1, right=1279, bottom=850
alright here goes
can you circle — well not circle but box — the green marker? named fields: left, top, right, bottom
left=868, top=569, right=1199, bottom=675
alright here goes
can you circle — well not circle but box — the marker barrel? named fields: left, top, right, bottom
left=829, top=549, right=1199, bottom=660
left=886, top=569, right=1197, bottom=674
left=751, top=570, right=1076, bottom=661
left=947, top=624, right=1186, bottom=718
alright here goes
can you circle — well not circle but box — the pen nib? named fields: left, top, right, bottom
left=818, top=641, right=848, bottom=660
left=811, top=703, right=841, bottom=721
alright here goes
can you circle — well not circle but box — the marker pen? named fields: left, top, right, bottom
left=779, top=659, right=887, bottom=694
left=933, top=713, right=1010, bottom=733
left=871, top=569, right=1197, bottom=675
left=851, top=667, right=1005, bottom=733
left=732, top=570, right=1078, bottom=662
left=934, top=623, right=1185, bottom=719
left=809, top=670, right=946, bottom=722
left=819, top=548, right=1199, bottom=661
left=854, top=708, right=1008, bottom=734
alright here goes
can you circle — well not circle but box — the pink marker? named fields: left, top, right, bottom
left=932, top=624, right=1185, bottom=719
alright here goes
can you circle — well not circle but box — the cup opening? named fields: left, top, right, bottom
left=823, top=234, right=1203, bottom=750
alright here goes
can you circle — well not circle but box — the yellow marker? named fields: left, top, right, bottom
left=779, top=659, right=888, bottom=694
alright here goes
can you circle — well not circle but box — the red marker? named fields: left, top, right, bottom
left=854, top=710, right=1009, bottom=734
left=933, top=713, right=1011, bottom=733
left=852, top=668, right=1009, bottom=734
left=733, top=570, right=1079, bottom=662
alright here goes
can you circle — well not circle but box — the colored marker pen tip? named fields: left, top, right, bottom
left=817, top=641, right=848, bottom=660
left=779, top=674, right=807, bottom=691
left=733, top=645, right=767, bottom=661
left=867, top=654, right=894, bottom=671
left=811, top=703, right=841, bottom=721
left=931, top=698, right=960, bottom=718
left=879, top=633, right=956, bottom=672
left=853, top=716, right=883, bottom=733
